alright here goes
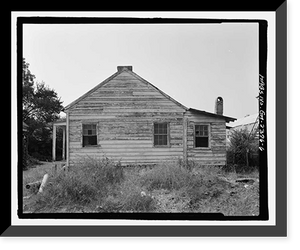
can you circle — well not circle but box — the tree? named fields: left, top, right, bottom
left=22, top=58, right=63, bottom=161
left=227, top=127, right=259, bottom=169
left=23, top=59, right=62, bottom=123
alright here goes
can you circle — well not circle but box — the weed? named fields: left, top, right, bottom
left=25, top=158, right=259, bottom=215
left=32, top=157, right=125, bottom=212
left=140, top=162, right=191, bottom=191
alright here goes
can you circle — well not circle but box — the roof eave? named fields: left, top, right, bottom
left=188, top=108, right=236, bottom=123
left=64, top=70, right=123, bottom=111
left=64, top=68, right=188, bottom=112
left=126, top=70, right=188, bottom=111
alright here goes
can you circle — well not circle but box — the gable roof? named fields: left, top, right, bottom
left=188, top=108, right=236, bottom=123
left=63, top=66, right=236, bottom=123
left=64, top=67, right=187, bottom=111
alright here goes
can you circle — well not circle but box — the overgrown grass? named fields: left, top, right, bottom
left=32, top=157, right=125, bottom=212
left=140, top=163, right=191, bottom=191
left=24, top=158, right=259, bottom=215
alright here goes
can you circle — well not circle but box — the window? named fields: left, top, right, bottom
left=154, top=122, right=169, bottom=146
left=82, top=124, right=97, bottom=147
left=195, top=124, right=209, bottom=148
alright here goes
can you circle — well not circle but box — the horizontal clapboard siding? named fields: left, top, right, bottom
left=184, top=110, right=227, bottom=166
left=68, top=70, right=185, bottom=166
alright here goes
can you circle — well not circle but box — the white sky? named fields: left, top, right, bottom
left=23, top=23, right=258, bottom=119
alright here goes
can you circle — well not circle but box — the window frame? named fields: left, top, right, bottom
left=194, top=123, right=211, bottom=149
left=82, top=123, right=99, bottom=147
left=153, top=122, right=170, bottom=148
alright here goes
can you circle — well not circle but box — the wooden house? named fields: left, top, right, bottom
left=53, top=66, right=235, bottom=166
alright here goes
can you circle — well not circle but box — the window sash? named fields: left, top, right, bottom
left=195, top=125, right=209, bottom=137
left=154, top=123, right=169, bottom=146
left=195, top=137, right=209, bottom=147
left=154, top=123, right=168, bottom=135
left=83, top=124, right=97, bottom=136
left=195, top=124, right=209, bottom=148
left=154, top=134, right=168, bottom=146
left=82, top=124, right=97, bottom=146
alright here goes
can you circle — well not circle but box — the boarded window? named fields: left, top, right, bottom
left=154, top=123, right=169, bottom=146
left=82, top=124, right=97, bottom=147
left=195, top=124, right=209, bottom=148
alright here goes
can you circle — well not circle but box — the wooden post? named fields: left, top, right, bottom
left=38, top=174, right=49, bottom=193
left=52, top=124, right=56, bottom=161
left=62, top=126, right=66, bottom=160
left=183, top=116, right=188, bottom=166
left=246, top=148, right=249, bottom=167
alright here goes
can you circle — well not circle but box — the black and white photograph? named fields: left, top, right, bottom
left=1, top=4, right=289, bottom=239
left=20, top=19, right=264, bottom=218
left=6, top=5, right=288, bottom=238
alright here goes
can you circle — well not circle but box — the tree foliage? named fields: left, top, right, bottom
left=23, top=59, right=63, bottom=123
left=227, top=127, right=259, bottom=168
left=22, top=58, right=63, bottom=162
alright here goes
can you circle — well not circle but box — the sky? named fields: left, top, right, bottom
left=23, top=23, right=258, bottom=120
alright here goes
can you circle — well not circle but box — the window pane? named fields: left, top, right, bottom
left=158, top=124, right=163, bottom=134
left=154, top=123, right=167, bottom=135
left=154, top=134, right=168, bottom=146
left=162, top=124, right=167, bottom=134
left=83, top=124, right=97, bottom=136
left=154, top=124, right=159, bottom=134
left=195, top=125, right=209, bottom=137
left=158, top=135, right=162, bottom=145
left=88, top=136, right=97, bottom=145
left=162, top=135, right=167, bottom=145
left=83, top=135, right=97, bottom=146
left=204, top=126, right=208, bottom=131
left=83, top=124, right=91, bottom=130
left=154, top=135, right=159, bottom=145
left=83, top=136, right=89, bottom=146
left=195, top=137, right=209, bottom=147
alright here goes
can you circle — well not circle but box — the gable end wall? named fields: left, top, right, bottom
left=68, top=71, right=186, bottom=165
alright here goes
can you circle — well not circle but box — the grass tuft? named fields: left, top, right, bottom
left=140, top=162, right=191, bottom=191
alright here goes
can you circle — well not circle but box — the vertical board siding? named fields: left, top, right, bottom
left=68, top=71, right=185, bottom=165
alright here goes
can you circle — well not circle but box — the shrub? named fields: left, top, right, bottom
left=227, top=127, right=259, bottom=169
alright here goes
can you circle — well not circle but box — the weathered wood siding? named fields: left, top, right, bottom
left=184, top=110, right=227, bottom=166
left=68, top=70, right=186, bottom=165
